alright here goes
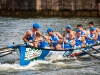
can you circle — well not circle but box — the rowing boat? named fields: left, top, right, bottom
left=18, top=45, right=95, bottom=66
left=0, top=43, right=100, bottom=66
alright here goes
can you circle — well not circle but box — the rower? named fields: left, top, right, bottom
left=33, top=31, right=44, bottom=48
left=77, top=24, right=86, bottom=37
left=22, top=23, right=42, bottom=46
left=87, top=22, right=99, bottom=34
left=56, top=34, right=75, bottom=50
left=70, top=29, right=85, bottom=57
left=46, top=28, right=62, bottom=48
left=65, top=25, right=76, bottom=39
left=64, top=34, right=76, bottom=49
left=75, top=29, right=86, bottom=48
left=86, top=27, right=98, bottom=46
left=97, top=30, right=100, bottom=44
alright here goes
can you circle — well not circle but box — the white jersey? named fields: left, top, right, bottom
left=81, top=30, right=86, bottom=37
left=65, top=31, right=74, bottom=39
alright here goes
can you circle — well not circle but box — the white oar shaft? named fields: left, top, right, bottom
left=0, top=52, right=12, bottom=58
left=63, top=42, right=64, bottom=50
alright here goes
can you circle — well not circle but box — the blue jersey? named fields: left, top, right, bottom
left=81, top=31, right=86, bottom=37
left=62, top=39, right=74, bottom=49
left=86, top=34, right=96, bottom=45
left=50, top=32, right=59, bottom=47
left=98, top=32, right=100, bottom=41
left=75, top=36, right=82, bottom=47
left=65, top=31, right=74, bottom=39
left=27, top=30, right=36, bottom=42
left=39, top=41, right=49, bottom=48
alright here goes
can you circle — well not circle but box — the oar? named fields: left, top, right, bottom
left=91, top=47, right=100, bottom=53
left=62, top=35, right=65, bottom=50
left=0, top=47, right=8, bottom=50
left=90, top=41, right=100, bottom=53
left=0, top=49, right=15, bottom=54
left=86, top=43, right=100, bottom=53
left=0, top=44, right=21, bottom=50
left=0, top=52, right=12, bottom=58
left=0, top=42, right=15, bottom=50
left=82, top=50, right=100, bottom=60
left=61, top=26, right=65, bottom=50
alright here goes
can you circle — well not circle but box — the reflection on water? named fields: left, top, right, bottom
left=0, top=17, right=100, bottom=75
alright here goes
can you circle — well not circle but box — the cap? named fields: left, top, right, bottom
left=46, top=28, right=53, bottom=33
left=33, top=23, right=41, bottom=28
left=66, top=25, right=72, bottom=30
left=76, top=29, right=80, bottom=33
left=90, top=27, right=95, bottom=31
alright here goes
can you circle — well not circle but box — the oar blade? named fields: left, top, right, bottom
left=0, top=47, right=8, bottom=50
left=0, top=52, right=12, bottom=58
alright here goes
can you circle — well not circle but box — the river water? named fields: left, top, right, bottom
left=0, top=17, right=100, bottom=75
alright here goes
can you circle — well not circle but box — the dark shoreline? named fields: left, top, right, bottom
left=0, top=10, right=100, bottom=18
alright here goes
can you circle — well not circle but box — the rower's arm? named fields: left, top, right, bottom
left=41, top=35, right=47, bottom=40
left=71, top=40, right=76, bottom=46
left=56, top=44, right=63, bottom=50
left=85, top=30, right=89, bottom=38
left=36, top=31, right=49, bottom=41
left=56, top=32, right=63, bottom=39
left=71, top=31, right=76, bottom=39
left=96, top=28, right=100, bottom=33
left=22, top=31, right=31, bottom=42
left=92, top=33, right=98, bottom=40
left=43, top=36, right=51, bottom=43
left=81, top=36, right=86, bottom=42
left=73, top=31, right=76, bottom=37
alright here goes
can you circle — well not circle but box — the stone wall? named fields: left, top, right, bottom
left=0, top=0, right=36, bottom=10
left=0, top=0, right=98, bottom=11
left=0, top=0, right=100, bottom=17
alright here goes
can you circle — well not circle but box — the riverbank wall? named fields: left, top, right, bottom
left=0, top=0, right=100, bottom=18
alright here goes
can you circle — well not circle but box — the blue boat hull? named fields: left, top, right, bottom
left=18, top=46, right=91, bottom=66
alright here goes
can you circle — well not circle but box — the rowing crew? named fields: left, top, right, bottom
left=23, top=22, right=100, bottom=50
